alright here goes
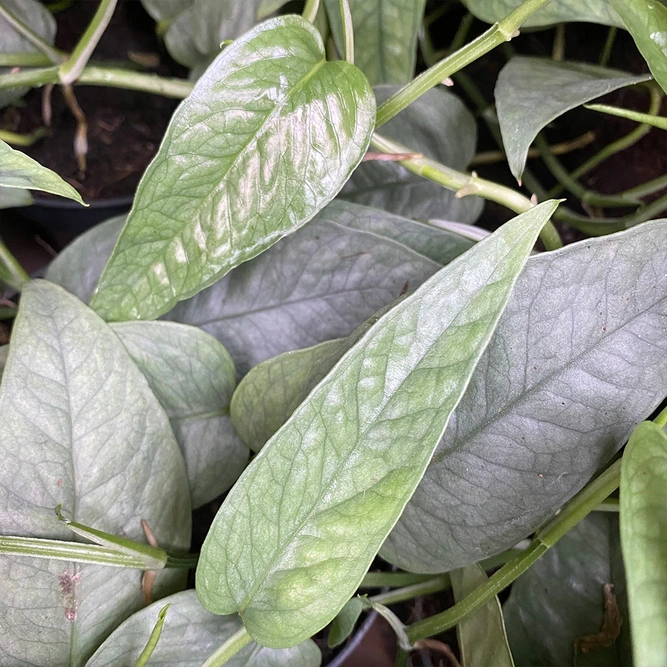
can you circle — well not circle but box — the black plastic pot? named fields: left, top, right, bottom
left=14, top=194, right=133, bottom=239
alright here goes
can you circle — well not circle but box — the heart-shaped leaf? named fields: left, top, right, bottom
left=382, top=219, right=667, bottom=573
left=608, top=0, right=667, bottom=95
left=495, top=58, right=650, bottom=181
left=341, top=86, right=483, bottom=222
left=111, top=321, right=249, bottom=509
left=0, top=281, right=191, bottom=666
left=90, top=16, right=375, bottom=322
left=0, top=140, right=85, bottom=204
left=324, top=0, right=427, bottom=84
left=452, top=563, right=514, bottom=667
left=621, top=420, right=667, bottom=667
left=85, top=590, right=322, bottom=667
left=195, top=201, right=557, bottom=648
left=462, top=0, right=622, bottom=28
left=504, top=514, right=630, bottom=667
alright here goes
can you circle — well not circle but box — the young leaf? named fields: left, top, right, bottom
left=134, top=604, right=170, bottom=667
left=0, top=140, right=85, bottom=204
left=341, top=85, right=483, bottom=223
left=324, top=0, right=426, bottom=84
left=90, top=16, right=375, bottom=322
left=495, top=57, right=650, bottom=181
left=0, top=281, right=191, bottom=666
left=608, top=0, right=667, bottom=95
left=0, top=0, right=56, bottom=109
left=328, top=597, right=368, bottom=648
left=382, top=219, right=667, bottom=573
left=620, top=420, right=667, bottom=667
left=47, top=202, right=474, bottom=375
left=462, top=0, right=622, bottom=28
left=451, top=563, right=514, bottom=667
left=86, top=590, right=322, bottom=667
left=504, top=514, right=630, bottom=667
left=111, top=321, right=249, bottom=509
left=196, top=201, right=558, bottom=648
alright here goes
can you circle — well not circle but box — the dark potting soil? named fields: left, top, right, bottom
left=8, top=0, right=184, bottom=201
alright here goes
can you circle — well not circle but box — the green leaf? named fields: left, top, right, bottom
left=195, top=201, right=557, bottom=648
left=86, top=590, right=322, bottom=667
left=111, top=321, right=249, bottom=509
left=164, top=0, right=261, bottom=71
left=462, top=0, right=622, bottom=28
left=0, top=281, right=191, bottom=666
left=452, top=563, right=514, bottom=667
left=257, top=0, right=290, bottom=20
left=0, top=185, right=32, bottom=208
left=327, top=597, right=367, bottom=648
left=140, top=0, right=191, bottom=23
left=620, top=420, right=667, bottom=667
left=0, top=0, right=56, bottom=108
left=382, top=219, right=667, bottom=573
left=341, top=85, right=483, bottom=222
left=608, top=0, right=667, bottom=95
left=504, top=514, right=630, bottom=667
left=495, top=57, right=650, bottom=181
left=324, top=0, right=426, bottom=84
left=0, top=140, right=85, bottom=203
left=133, top=604, right=170, bottom=667
left=90, top=16, right=375, bottom=322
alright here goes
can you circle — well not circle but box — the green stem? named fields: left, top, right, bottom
left=535, top=134, right=641, bottom=208
left=370, top=575, right=451, bottom=607
left=585, top=102, right=667, bottom=131
left=405, top=460, right=621, bottom=643
left=360, top=572, right=435, bottom=588
left=654, top=404, right=667, bottom=428
left=552, top=23, right=565, bottom=61
left=594, top=497, right=620, bottom=512
left=302, top=0, right=320, bottom=23
left=449, top=12, right=474, bottom=54
left=370, top=132, right=563, bottom=250
left=0, top=3, right=64, bottom=64
left=0, top=51, right=52, bottom=67
left=203, top=626, right=253, bottom=667
left=59, top=0, right=118, bottom=84
left=338, top=0, right=354, bottom=65
left=622, top=172, right=667, bottom=199
left=0, top=127, right=49, bottom=146
left=0, top=237, right=28, bottom=291
left=375, top=0, right=553, bottom=127
left=599, top=26, right=617, bottom=66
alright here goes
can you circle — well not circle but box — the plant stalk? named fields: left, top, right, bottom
left=584, top=102, right=667, bottom=131
left=202, top=627, right=253, bottom=667
left=375, top=0, right=554, bottom=127
left=59, top=0, right=119, bottom=84
left=338, top=0, right=354, bottom=65
left=370, top=575, right=451, bottom=607
left=0, top=238, right=29, bottom=291
left=302, top=0, right=321, bottom=23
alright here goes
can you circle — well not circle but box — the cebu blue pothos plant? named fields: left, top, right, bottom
left=0, top=0, right=666, bottom=665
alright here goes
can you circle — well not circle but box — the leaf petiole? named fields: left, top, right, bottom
left=202, top=626, right=253, bottom=667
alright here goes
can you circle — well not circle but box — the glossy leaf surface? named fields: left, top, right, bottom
left=620, top=420, right=667, bottom=667
left=324, top=0, right=426, bottom=84
left=196, top=202, right=557, bottom=648
left=91, top=16, right=375, bottom=322
left=609, top=0, right=667, bottom=95
left=0, top=140, right=84, bottom=203
left=452, top=563, right=514, bottom=667
left=495, top=57, right=650, bottom=181
left=462, top=0, right=622, bottom=28
left=0, top=281, right=191, bottom=666
left=0, top=0, right=56, bottom=108
left=504, top=514, right=630, bottom=667
left=86, top=590, right=321, bottom=667
left=341, top=86, right=483, bottom=222
left=111, top=321, right=249, bottom=509
left=383, top=220, right=667, bottom=572
left=46, top=203, right=474, bottom=375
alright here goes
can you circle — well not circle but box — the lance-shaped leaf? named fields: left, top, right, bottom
left=0, top=140, right=84, bottom=204
left=0, top=0, right=56, bottom=109
left=195, top=201, right=557, bottom=648
left=86, top=590, right=321, bottom=667
left=462, top=0, right=622, bottom=28
left=504, top=514, right=630, bottom=667
left=111, top=321, right=249, bottom=509
left=382, top=219, right=667, bottom=573
left=341, top=85, right=483, bottom=223
left=90, top=16, right=375, bottom=322
left=609, top=0, right=667, bottom=95
left=495, top=57, right=650, bottom=181
left=47, top=203, right=474, bottom=375
left=0, top=281, right=191, bottom=666
left=620, top=421, right=667, bottom=667
left=452, top=563, right=514, bottom=667
left=324, top=0, right=427, bottom=85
